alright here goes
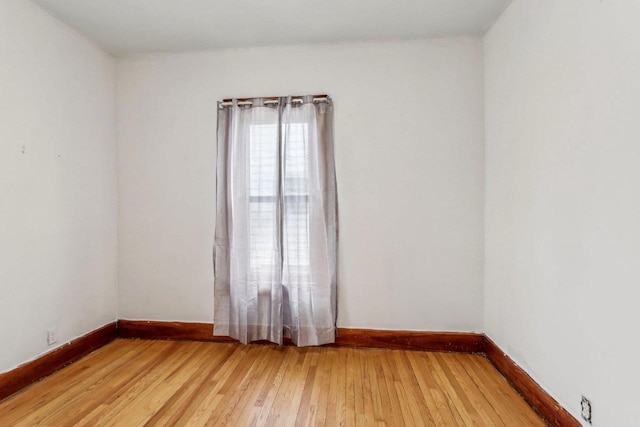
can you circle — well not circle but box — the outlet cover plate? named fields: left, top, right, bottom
left=581, top=395, right=592, bottom=424
left=47, top=327, right=57, bottom=346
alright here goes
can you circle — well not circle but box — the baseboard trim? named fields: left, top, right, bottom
left=484, top=336, right=580, bottom=427
left=335, top=328, right=484, bottom=352
left=117, top=320, right=485, bottom=353
left=118, top=320, right=235, bottom=342
left=0, top=322, right=117, bottom=402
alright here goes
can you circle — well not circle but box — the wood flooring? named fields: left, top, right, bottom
left=0, top=339, right=546, bottom=426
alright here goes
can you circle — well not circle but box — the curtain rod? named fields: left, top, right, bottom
left=219, top=94, right=329, bottom=108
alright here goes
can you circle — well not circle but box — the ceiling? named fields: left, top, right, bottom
left=31, top=0, right=511, bottom=56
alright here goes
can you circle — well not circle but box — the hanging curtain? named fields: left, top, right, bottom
left=214, top=95, right=337, bottom=346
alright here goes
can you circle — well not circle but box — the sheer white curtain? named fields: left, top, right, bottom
left=214, top=95, right=337, bottom=346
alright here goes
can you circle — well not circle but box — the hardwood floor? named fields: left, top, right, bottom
left=0, top=339, right=546, bottom=426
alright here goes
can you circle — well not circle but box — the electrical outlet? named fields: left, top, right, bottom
left=581, top=395, right=592, bottom=424
left=47, top=327, right=57, bottom=346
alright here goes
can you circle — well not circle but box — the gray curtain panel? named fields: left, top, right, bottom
left=214, top=95, right=337, bottom=346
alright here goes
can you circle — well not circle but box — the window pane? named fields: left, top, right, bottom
left=248, top=121, right=312, bottom=284
left=284, top=123, right=309, bottom=197
left=249, top=124, right=278, bottom=277
left=249, top=124, right=278, bottom=198
left=283, top=123, right=311, bottom=285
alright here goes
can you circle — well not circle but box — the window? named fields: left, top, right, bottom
left=249, top=122, right=311, bottom=287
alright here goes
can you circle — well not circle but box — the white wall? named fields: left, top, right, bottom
left=0, top=0, right=117, bottom=372
left=485, top=1, right=640, bottom=425
left=116, top=39, right=485, bottom=331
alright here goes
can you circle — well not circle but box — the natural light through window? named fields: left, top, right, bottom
left=249, top=123, right=311, bottom=286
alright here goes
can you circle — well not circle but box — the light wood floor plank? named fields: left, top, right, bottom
left=0, top=339, right=546, bottom=427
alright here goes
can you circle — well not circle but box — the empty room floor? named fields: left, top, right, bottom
left=0, top=340, right=545, bottom=426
